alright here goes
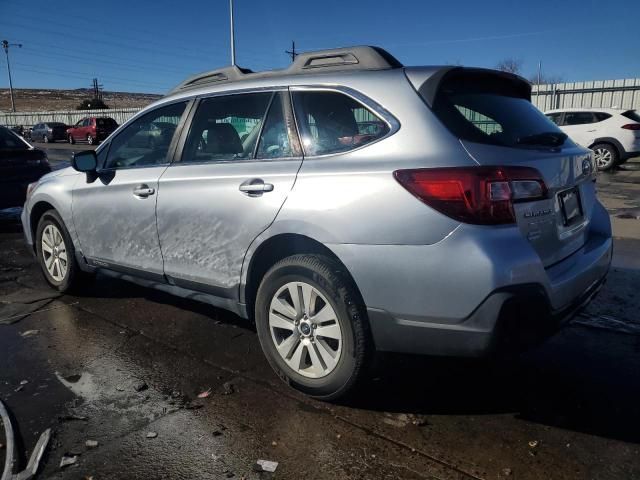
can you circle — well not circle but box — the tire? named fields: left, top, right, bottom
left=35, top=210, right=85, bottom=292
left=43, top=135, right=49, bottom=143
left=87, top=134, right=95, bottom=145
left=68, top=134, right=75, bottom=144
left=255, top=254, right=371, bottom=400
left=592, top=143, right=618, bottom=171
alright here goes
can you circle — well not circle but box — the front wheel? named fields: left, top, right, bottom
left=255, top=254, right=371, bottom=400
left=35, top=210, right=86, bottom=292
left=592, top=143, right=618, bottom=171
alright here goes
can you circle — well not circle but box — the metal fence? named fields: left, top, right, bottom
left=2, top=79, right=640, bottom=128
left=0, top=107, right=141, bottom=128
left=532, top=78, right=640, bottom=112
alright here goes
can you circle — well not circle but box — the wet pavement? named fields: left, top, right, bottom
left=1, top=155, right=639, bottom=480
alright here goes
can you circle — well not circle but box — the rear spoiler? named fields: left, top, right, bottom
left=404, top=66, right=532, bottom=107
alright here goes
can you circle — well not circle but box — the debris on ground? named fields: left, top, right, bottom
left=221, top=382, right=235, bottom=395
left=14, top=385, right=24, bottom=392
left=59, top=414, right=88, bottom=422
left=60, top=454, right=79, bottom=468
left=85, top=440, right=99, bottom=448
left=20, top=379, right=29, bottom=385
left=271, top=440, right=277, bottom=446
left=134, top=380, right=148, bottom=392
left=146, top=431, right=158, bottom=439
left=116, top=385, right=125, bottom=392
left=20, top=329, right=40, bottom=337
left=197, top=388, right=212, bottom=398
left=528, top=440, right=539, bottom=448
left=254, top=459, right=279, bottom=473
left=502, top=467, right=513, bottom=476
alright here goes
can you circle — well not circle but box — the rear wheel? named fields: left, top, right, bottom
left=68, top=134, right=75, bottom=144
left=35, top=210, right=87, bottom=292
left=87, top=134, right=95, bottom=145
left=592, top=143, right=617, bottom=171
left=43, top=135, right=49, bottom=143
left=255, top=254, right=371, bottom=400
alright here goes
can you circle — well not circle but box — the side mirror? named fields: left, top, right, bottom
left=71, top=150, right=97, bottom=173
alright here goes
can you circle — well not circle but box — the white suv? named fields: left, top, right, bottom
left=545, top=108, right=640, bottom=170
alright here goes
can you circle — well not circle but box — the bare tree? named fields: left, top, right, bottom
left=529, top=73, right=565, bottom=85
left=495, top=58, right=523, bottom=75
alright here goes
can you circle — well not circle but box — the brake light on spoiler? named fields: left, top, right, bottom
left=394, top=166, right=548, bottom=225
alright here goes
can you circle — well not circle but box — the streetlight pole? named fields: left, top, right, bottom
left=229, top=0, right=236, bottom=66
left=2, top=40, right=22, bottom=113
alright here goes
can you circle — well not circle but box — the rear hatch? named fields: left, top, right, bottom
left=96, top=117, right=118, bottom=136
left=409, top=67, right=597, bottom=267
left=51, top=123, right=67, bottom=137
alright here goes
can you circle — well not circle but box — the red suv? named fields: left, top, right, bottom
left=67, top=117, right=118, bottom=145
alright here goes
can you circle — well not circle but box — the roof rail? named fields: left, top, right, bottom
left=168, top=46, right=402, bottom=95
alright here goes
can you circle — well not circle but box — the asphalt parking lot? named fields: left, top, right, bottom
left=1, top=146, right=639, bottom=480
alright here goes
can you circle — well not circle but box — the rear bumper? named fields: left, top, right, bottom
left=328, top=201, right=612, bottom=357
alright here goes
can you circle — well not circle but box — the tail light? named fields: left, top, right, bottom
left=394, top=166, right=547, bottom=225
left=621, top=124, right=640, bottom=130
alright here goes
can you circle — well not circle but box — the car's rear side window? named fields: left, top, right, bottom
left=431, top=73, right=566, bottom=149
left=564, top=112, right=596, bottom=125
left=594, top=112, right=612, bottom=122
left=292, top=90, right=390, bottom=156
left=622, top=110, right=640, bottom=122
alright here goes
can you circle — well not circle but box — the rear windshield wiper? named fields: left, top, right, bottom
left=516, top=131, right=567, bottom=147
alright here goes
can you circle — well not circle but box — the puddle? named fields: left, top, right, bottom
left=572, top=313, right=640, bottom=335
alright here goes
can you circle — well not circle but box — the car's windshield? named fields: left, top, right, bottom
left=0, top=126, right=29, bottom=150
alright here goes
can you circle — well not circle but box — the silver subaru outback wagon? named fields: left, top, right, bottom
left=22, top=46, right=612, bottom=399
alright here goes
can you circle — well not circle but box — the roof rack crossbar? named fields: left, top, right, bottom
left=167, top=46, right=402, bottom=94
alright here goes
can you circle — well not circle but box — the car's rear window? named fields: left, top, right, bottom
left=431, top=72, right=566, bottom=149
left=97, top=118, right=118, bottom=128
left=0, top=127, right=28, bottom=150
left=622, top=110, right=640, bottom=123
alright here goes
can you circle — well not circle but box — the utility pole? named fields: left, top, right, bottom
left=537, top=60, right=542, bottom=86
left=2, top=40, right=22, bottom=113
left=229, top=0, right=236, bottom=65
left=285, top=41, right=298, bottom=62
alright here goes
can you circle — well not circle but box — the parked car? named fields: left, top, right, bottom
left=0, top=125, right=51, bottom=210
left=545, top=108, right=640, bottom=170
left=66, top=117, right=118, bottom=145
left=31, top=122, right=68, bottom=143
left=22, top=46, right=612, bottom=400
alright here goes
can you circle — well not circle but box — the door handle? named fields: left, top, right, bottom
left=239, top=179, right=274, bottom=195
left=133, top=184, right=155, bottom=198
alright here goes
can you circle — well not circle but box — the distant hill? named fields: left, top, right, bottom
left=0, top=88, right=163, bottom=112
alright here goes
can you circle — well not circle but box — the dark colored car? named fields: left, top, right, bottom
left=31, top=122, right=68, bottom=143
left=9, top=125, right=25, bottom=137
left=0, top=125, right=51, bottom=209
left=66, top=117, right=118, bottom=145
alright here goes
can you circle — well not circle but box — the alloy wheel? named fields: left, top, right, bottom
left=594, top=148, right=612, bottom=168
left=268, top=281, right=343, bottom=379
left=41, top=224, right=68, bottom=282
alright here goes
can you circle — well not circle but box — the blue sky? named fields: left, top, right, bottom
left=1, top=0, right=638, bottom=94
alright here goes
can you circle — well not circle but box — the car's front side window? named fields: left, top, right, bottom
left=104, top=101, right=187, bottom=170
left=181, top=92, right=272, bottom=163
left=292, top=90, right=390, bottom=156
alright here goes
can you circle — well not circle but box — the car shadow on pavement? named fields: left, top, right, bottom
left=347, top=327, right=640, bottom=445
